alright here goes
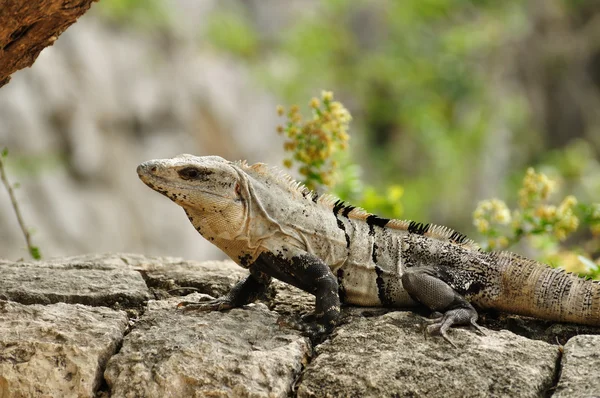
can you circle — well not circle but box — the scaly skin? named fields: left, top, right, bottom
left=137, top=154, right=600, bottom=340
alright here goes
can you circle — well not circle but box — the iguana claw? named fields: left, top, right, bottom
left=276, top=314, right=333, bottom=340
left=177, top=297, right=235, bottom=312
left=425, top=321, right=458, bottom=348
left=420, top=309, right=487, bottom=347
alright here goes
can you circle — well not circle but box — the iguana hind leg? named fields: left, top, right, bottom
left=401, top=267, right=485, bottom=346
left=179, top=269, right=271, bottom=312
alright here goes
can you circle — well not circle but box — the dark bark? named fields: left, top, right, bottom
left=0, top=0, right=98, bottom=88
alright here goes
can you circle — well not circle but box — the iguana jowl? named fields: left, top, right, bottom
left=137, top=154, right=600, bottom=340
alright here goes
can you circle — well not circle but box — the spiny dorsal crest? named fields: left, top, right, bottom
left=236, top=160, right=479, bottom=250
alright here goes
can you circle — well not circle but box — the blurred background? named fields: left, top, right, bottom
left=1, top=0, right=599, bottom=262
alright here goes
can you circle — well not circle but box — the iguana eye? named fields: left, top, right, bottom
left=178, top=167, right=212, bottom=180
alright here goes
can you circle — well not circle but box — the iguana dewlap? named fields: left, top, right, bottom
left=137, top=154, right=600, bottom=340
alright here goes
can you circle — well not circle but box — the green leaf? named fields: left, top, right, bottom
left=29, top=246, right=42, bottom=260
left=1, top=147, right=7, bottom=157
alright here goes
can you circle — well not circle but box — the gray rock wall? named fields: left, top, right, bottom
left=0, top=253, right=598, bottom=397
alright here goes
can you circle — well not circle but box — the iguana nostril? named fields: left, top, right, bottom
left=136, top=162, right=158, bottom=176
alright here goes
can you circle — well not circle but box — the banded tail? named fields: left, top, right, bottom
left=489, top=251, right=600, bottom=326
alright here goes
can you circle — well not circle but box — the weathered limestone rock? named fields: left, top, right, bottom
left=0, top=301, right=128, bottom=398
left=553, top=334, right=600, bottom=397
left=484, top=313, right=600, bottom=344
left=138, top=254, right=318, bottom=318
left=2, top=254, right=599, bottom=397
left=297, top=312, right=559, bottom=398
left=0, top=256, right=150, bottom=308
left=137, top=258, right=247, bottom=298
left=3, top=252, right=187, bottom=271
left=105, top=294, right=311, bottom=398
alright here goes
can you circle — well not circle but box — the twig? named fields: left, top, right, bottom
left=0, top=149, right=41, bottom=259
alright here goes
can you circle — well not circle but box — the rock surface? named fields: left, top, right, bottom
left=105, top=295, right=311, bottom=398
left=297, top=312, right=559, bottom=398
left=554, top=334, right=600, bottom=397
left=0, top=301, right=128, bottom=398
left=138, top=258, right=247, bottom=298
left=0, top=253, right=599, bottom=397
left=0, top=258, right=150, bottom=308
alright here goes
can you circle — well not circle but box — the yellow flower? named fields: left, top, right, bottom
left=287, top=126, right=298, bottom=138
left=518, top=168, right=559, bottom=208
left=283, top=159, right=292, bottom=169
left=321, top=90, right=333, bottom=102
left=276, top=90, right=351, bottom=190
left=497, top=236, right=509, bottom=249
left=321, top=173, right=333, bottom=187
left=387, top=185, right=404, bottom=201
left=283, top=141, right=296, bottom=151
left=276, top=105, right=285, bottom=116
left=309, top=97, right=320, bottom=109
left=334, top=107, right=352, bottom=124
left=554, top=228, right=567, bottom=241
left=475, top=200, right=492, bottom=213
left=490, top=199, right=511, bottom=224
left=539, top=205, right=557, bottom=219
left=558, top=195, right=577, bottom=213
left=299, top=166, right=310, bottom=176
left=475, top=219, right=490, bottom=233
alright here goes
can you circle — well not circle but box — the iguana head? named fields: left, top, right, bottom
left=137, top=154, right=247, bottom=240
left=138, top=154, right=339, bottom=259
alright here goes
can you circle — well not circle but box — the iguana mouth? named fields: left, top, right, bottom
left=137, top=161, right=232, bottom=202
left=136, top=167, right=171, bottom=191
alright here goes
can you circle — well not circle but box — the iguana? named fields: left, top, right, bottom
left=137, top=154, right=600, bottom=342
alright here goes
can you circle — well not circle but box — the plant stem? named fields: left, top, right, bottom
left=0, top=154, right=39, bottom=259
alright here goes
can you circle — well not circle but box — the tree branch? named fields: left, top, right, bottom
left=0, top=0, right=98, bottom=88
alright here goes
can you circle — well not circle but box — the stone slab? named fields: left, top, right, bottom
left=554, top=334, right=600, bottom=397
left=105, top=294, right=311, bottom=398
left=0, top=301, right=128, bottom=398
left=297, top=311, right=559, bottom=398
left=0, top=259, right=150, bottom=308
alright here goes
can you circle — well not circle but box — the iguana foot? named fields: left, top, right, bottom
left=276, top=313, right=335, bottom=340
left=178, top=296, right=235, bottom=312
left=420, top=307, right=486, bottom=347
left=178, top=272, right=272, bottom=314
left=421, top=313, right=459, bottom=348
left=402, top=267, right=487, bottom=346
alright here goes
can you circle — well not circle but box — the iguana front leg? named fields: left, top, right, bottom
left=401, top=267, right=485, bottom=346
left=254, top=250, right=341, bottom=333
left=179, top=268, right=272, bottom=311
left=180, top=249, right=341, bottom=333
